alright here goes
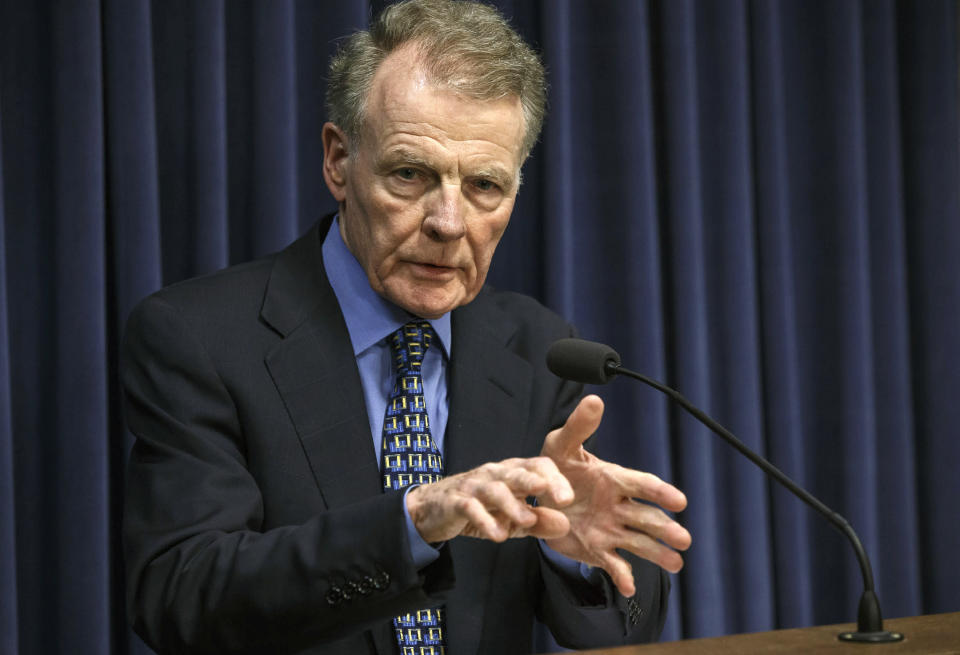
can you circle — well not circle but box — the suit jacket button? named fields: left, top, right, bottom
left=359, top=576, right=375, bottom=595
left=326, top=586, right=344, bottom=606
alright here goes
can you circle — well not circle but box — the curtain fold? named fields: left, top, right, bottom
left=0, top=101, right=18, bottom=655
left=897, top=0, right=960, bottom=614
left=1, top=1, right=958, bottom=652
left=859, top=0, right=924, bottom=616
left=656, top=0, right=731, bottom=639
left=105, top=0, right=162, bottom=328
left=748, top=0, right=816, bottom=631
left=50, top=1, right=111, bottom=651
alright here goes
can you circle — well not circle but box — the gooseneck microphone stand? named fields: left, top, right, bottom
left=547, top=338, right=903, bottom=643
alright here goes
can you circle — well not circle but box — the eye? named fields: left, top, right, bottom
left=473, top=178, right=499, bottom=192
left=395, top=167, right=418, bottom=181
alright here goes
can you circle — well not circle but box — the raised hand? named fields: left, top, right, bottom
left=539, top=395, right=691, bottom=597
left=406, top=456, right=575, bottom=544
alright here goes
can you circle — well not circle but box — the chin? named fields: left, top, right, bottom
left=392, top=290, right=469, bottom=319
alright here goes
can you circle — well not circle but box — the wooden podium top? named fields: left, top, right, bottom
left=571, top=612, right=960, bottom=654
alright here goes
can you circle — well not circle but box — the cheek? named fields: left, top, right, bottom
left=350, top=194, right=413, bottom=262
left=373, top=205, right=423, bottom=266
left=471, top=212, right=512, bottom=273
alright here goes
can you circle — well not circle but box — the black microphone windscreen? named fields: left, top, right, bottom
left=546, top=338, right=621, bottom=385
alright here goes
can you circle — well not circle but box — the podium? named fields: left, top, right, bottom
left=567, top=612, right=960, bottom=654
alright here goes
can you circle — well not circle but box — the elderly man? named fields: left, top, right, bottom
left=121, top=1, right=690, bottom=653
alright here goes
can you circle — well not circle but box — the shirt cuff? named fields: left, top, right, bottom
left=539, top=538, right=598, bottom=582
left=403, top=485, right=442, bottom=569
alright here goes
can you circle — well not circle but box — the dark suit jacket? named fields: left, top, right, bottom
left=121, top=217, right=669, bottom=654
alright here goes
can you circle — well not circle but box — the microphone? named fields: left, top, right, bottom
left=546, top=337, right=903, bottom=643
left=545, top=338, right=621, bottom=384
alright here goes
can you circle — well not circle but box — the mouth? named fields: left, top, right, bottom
left=408, top=261, right=458, bottom=279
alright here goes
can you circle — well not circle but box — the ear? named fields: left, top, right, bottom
left=322, top=122, right=350, bottom=203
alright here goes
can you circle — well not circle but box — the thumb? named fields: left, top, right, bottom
left=544, top=395, right=604, bottom=458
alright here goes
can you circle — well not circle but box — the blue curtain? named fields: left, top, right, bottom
left=1, top=1, right=958, bottom=653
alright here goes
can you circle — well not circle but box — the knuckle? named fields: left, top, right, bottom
left=485, top=480, right=511, bottom=499
left=530, top=456, right=554, bottom=470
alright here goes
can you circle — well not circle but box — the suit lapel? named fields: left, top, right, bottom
left=261, top=218, right=382, bottom=509
left=444, top=292, right=534, bottom=655
left=446, top=292, right=534, bottom=472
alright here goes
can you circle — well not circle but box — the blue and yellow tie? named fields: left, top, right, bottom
left=381, top=321, right=446, bottom=655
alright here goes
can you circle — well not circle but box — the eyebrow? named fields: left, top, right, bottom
left=379, top=146, right=518, bottom=192
left=379, top=147, right=433, bottom=171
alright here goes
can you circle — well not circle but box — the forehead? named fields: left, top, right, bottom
left=360, top=47, right=526, bottom=167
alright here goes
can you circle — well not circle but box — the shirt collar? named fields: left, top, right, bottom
left=322, top=216, right=452, bottom=358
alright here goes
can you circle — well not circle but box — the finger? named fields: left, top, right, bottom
left=497, top=459, right=559, bottom=498
left=608, top=467, right=688, bottom=513
left=618, top=529, right=686, bottom=573
left=524, top=506, right=571, bottom=540
left=519, top=457, right=574, bottom=506
left=547, top=394, right=605, bottom=458
left=616, top=502, right=692, bottom=551
left=475, top=480, right=537, bottom=528
left=599, top=550, right=636, bottom=598
left=484, top=458, right=573, bottom=507
left=458, top=495, right=508, bottom=542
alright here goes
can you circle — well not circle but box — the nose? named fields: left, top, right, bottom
left=422, top=183, right=466, bottom=242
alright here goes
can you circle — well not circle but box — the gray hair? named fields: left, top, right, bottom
left=326, top=0, right=547, bottom=161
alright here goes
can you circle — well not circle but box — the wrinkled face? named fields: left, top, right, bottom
left=322, top=47, right=525, bottom=319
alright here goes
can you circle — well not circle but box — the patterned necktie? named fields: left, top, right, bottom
left=381, top=320, right=446, bottom=655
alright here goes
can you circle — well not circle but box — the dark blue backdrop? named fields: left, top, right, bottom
left=1, top=1, right=958, bottom=653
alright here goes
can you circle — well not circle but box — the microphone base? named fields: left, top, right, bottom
left=838, top=630, right=904, bottom=643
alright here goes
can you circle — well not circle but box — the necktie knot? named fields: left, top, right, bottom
left=389, top=320, right=435, bottom=371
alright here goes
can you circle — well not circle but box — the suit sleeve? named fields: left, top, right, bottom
left=121, top=295, right=454, bottom=654
left=532, top=327, right=671, bottom=648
